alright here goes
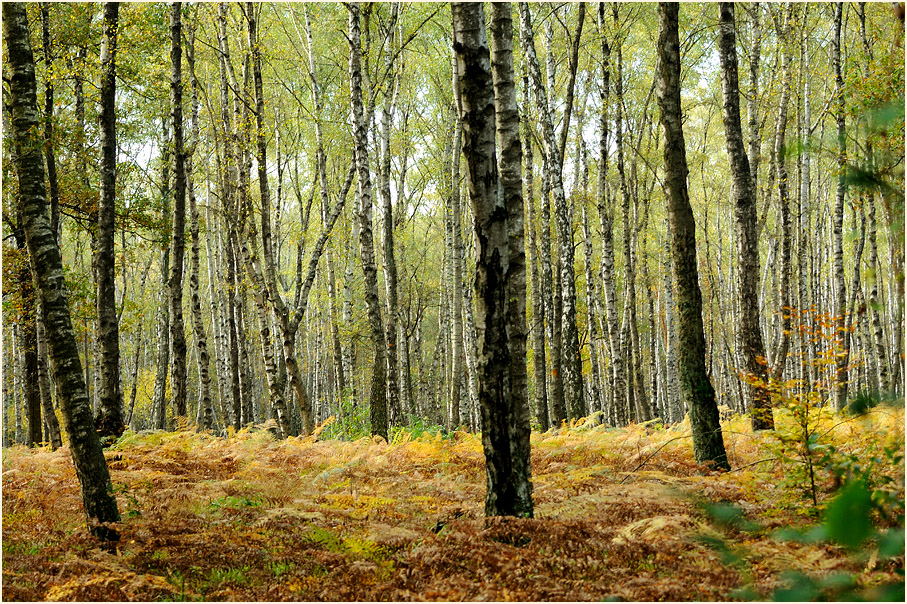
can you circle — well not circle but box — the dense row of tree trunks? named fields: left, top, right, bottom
left=3, top=2, right=903, bottom=529
left=4, top=1, right=120, bottom=538
left=518, top=2, right=584, bottom=423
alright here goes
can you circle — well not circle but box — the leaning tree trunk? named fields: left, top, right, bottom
left=717, top=2, right=773, bottom=431
left=453, top=1, right=534, bottom=518
left=832, top=2, right=849, bottom=411
left=94, top=1, right=126, bottom=440
left=168, top=2, right=188, bottom=420
left=4, top=1, right=120, bottom=539
left=348, top=2, right=388, bottom=441
left=656, top=2, right=729, bottom=470
left=518, top=2, right=585, bottom=421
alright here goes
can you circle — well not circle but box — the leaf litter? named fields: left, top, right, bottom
left=2, top=407, right=903, bottom=601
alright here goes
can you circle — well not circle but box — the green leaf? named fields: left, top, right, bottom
left=878, top=528, right=905, bottom=559
left=772, top=571, right=820, bottom=602
left=701, top=502, right=760, bottom=532
left=824, top=481, right=874, bottom=549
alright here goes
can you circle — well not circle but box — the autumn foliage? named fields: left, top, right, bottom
left=3, top=406, right=904, bottom=601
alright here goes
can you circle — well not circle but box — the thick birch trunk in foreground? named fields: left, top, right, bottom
left=4, top=1, right=120, bottom=539
left=453, top=1, right=534, bottom=517
left=656, top=2, right=729, bottom=470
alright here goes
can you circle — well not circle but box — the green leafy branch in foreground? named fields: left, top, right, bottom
left=698, top=477, right=905, bottom=601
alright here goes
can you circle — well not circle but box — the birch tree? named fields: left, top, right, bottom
left=453, top=1, right=533, bottom=517
left=656, top=2, right=729, bottom=470
left=4, top=0, right=120, bottom=538
left=717, top=2, right=773, bottom=431
left=518, top=2, right=585, bottom=421
left=94, top=1, right=125, bottom=439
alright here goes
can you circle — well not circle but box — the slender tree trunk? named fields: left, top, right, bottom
left=36, top=311, right=62, bottom=448
left=523, top=78, right=549, bottom=431
left=656, top=2, right=729, bottom=470
left=448, top=85, right=466, bottom=430
left=301, top=6, right=347, bottom=399
left=769, top=6, right=794, bottom=389
left=518, top=2, right=584, bottom=421
left=376, top=3, right=402, bottom=428
left=557, top=3, right=585, bottom=167
left=582, top=203, right=604, bottom=417
left=454, top=1, right=534, bottom=517
left=168, top=2, right=188, bottom=420
left=538, top=160, right=565, bottom=426
left=798, top=16, right=813, bottom=395
left=832, top=2, right=848, bottom=411
left=746, top=3, right=762, bottom=197
left=184, top=15, right=213, bottom=431
left=717, top=2, right=773, bottom=430
left=613, top=6, right=644, bottom=422
left=152, top=115, right=171, bottom=430
left=867, top=192, right=889, bottom=392
left=94, top=1, right=125, bottom=440
left=40, top=4, right=60, bottom=243
left=4, top=1, right=120, bottom=538
left=596, top=3, right=626, bottom=425
left=348, top=2, right=388, bottom=441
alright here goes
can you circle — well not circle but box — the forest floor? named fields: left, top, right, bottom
left=2, top=404, right=904, bottom=602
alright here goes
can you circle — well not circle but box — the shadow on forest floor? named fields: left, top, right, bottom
left=2, top=405, right=903, bottom=601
